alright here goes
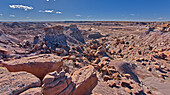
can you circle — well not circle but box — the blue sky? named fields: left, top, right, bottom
left=0, top=0, right=170, bottom=21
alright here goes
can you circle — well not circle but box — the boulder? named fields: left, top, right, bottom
left=93, top=58, right=100, bottom=64
left=121, top=80, right=132, bottom=88
left=19, top=87, right=42, bottom=95
left=163, top=51, right=170, bottom=57
left=72, top=65, right=98, bottom=95
left=42, top=44, right=48, bottom=49
left=103, top=75, right=111, bottom=81
left=2, top=54, right=63, bottom=78
left=0, top=70, right=41, bottom=95
left=42, top=71, right=76, bottom=95
left=154, top=65, right=160, bottom=70
left=55, top=48, right=64, bottom=54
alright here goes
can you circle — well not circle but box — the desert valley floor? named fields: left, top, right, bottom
left=0, top=21, right=170, bottom=95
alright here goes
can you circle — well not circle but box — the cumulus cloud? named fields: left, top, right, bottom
left=76, top=14, right=81, bottom=17
left=0, top=14, right=2, bottom=16
left=39, top=10, right=54, bottom=13
left=10, top=15, right=15, bottom=17
left=56, top=11, right=62, bottom=14
left=9, top=5, right=33, bottom=11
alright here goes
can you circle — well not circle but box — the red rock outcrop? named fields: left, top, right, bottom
left=42, top=71, right=76, bottom=95
left=72, top=65, right=98, bottom=95
left=2, top=54, right=63, bottom=78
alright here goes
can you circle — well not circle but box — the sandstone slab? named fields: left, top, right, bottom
left=2, top=54, right=63, bottom=78
left=0, top=71, right=41, bottom=95
left=19, top=87, right=42, bottom=95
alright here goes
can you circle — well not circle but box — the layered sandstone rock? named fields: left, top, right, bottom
left=19, top=87, right=42, bottom=95
left=0, top=70, right=41, bottom=95
left=0, top=46, right=8, bottom=54
left=72, top=65, right=98, bottom=95
left=42, top=71, right=76, bottom=95
left=2, top=54, right=63, bottom=78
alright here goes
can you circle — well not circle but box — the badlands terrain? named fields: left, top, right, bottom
left=0, top=21, right=169, bottom=95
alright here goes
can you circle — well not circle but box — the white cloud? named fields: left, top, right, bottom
left=130, top=14, right=135, bottom=16
left=9, top=5, right=33, bottom=11
left=157, top=17, right=164, bottom=20
left=76, top=14, right=81, bottom=17
left=46, top=0, right=56, bottom=2
left=45, top=10, right=53, bottom=13
left=56, top=11, right=62, bottom=14
left=0, top=14, right=2, bottom=16
left=39, top=10, right=54, bottom=13
left=26, top=17, right=30, bottom=19
left=10, top=15, right=15, bottom=17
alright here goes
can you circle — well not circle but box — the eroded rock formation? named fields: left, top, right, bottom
left=2, top=54, right=63, bottom=78
left=72, top=65, right=98, bottom=95
left=42, top=71, right=76, bottom=95
left=0, top=67, right=41, bottom=95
